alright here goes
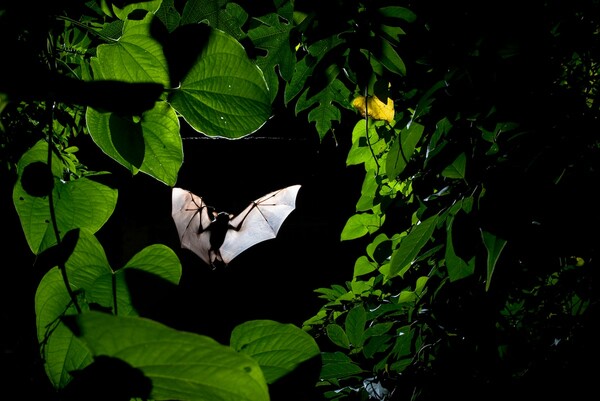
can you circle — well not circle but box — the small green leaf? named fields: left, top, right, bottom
left=68, top=312, right=269, bottom=401
left=373, top=37, right=406, bottom=76
left=341, top=211, right=384, bottom=240
left=112, top=0, right=162, bottom=20
left=230, top=320, right=320, bottom=384
left=385, top=122, right=424, bottom=179
left=442, top=152, right=467, bottom=180
left=320, top=352, right=365, bottom=380
left=445, top=218, right=476, bottom=281
left=181, top=0, right=248, bottom=39
left=481, top=230, right=507, bottom=291
left=353, top=255, right=378, bottom=277
left=389, top=214, right=438, bottom=278
left=365, top=322, right=394, bottom=339
left=378, top=6, right=417, bottom=23
left=326, top=324, right=350, bottom=349
left=345, top=305, right=367, bottom=348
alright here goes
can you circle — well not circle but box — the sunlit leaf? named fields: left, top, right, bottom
left=247, top=4, right=295, bottom=102
left=341, top=211, right=384, bottom=241
left=352, top=95, right=395, bottom=123
left=67, top=312, right=269, bottom=401
left=35, top=268, right=92, bottom=389
left=86, top=101, right=183, bottom=186
left=389, top=214, right=438, bottom=278
left=13, top=141, right=117, bottom=254
left=230, top=320, right=320, bottom=384
left=168, top=27, right=271, bottom=138
left=385, top=122, right=424, bottom=179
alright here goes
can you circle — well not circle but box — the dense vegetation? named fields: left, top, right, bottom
left=1, top=0, right=598, bottom=400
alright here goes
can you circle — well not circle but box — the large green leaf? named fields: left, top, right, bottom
left=34, top=230, right=111, bottom=389
left=35, top=231, right=182, bottom=389
left=91, top=13, right=170, bottom=86
left=168, top=27, right=271, bottom=139
left=90, top=244, right=182, bottom=316
left=35, top=268, right=93, bottom=389
left=13, top=140, right=118, bottom=254
left=230, top=320, right=320, bottom=384
left=86, top=101, right=182, bottom=185
left=68, top=312, right=269, bottom=401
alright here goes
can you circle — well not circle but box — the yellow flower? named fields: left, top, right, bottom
left=352, top=95, right=395, bottom=123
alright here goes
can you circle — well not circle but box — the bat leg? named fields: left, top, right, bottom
left=209, top=249, right=226, bottom=269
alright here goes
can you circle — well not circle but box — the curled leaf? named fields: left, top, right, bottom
left=352, top=95, right=395, bottom=123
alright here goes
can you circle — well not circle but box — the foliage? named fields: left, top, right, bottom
left=1, top=0, right=599, bottom=400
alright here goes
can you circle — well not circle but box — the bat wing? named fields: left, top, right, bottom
left=171, top=187, right=213, bottom=265
left=219, top=184, right=301, bottom=265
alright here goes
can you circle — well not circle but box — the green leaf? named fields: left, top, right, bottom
left=365, top=323, right=394, bottom=339
left=353, top=255, right=378, bottom=277
left=442, top=152, right=467, bottom=180
left=445, top=217, right=476, bottom=281
left=35, top=268, right=93, bottom=389
left=481, top=230, right=507, bottom=291
left=90, top=244, right=182, bottom=316
left=295, top=77, right=350, bottom=140
left=385, top=122, right=424, bottom=179
left=112, top=0, right=162, bottom=20
left=346, top=119, right=386, bottom=166
left=248, top=8, right=295, bottom=102
left=284, top=35, right=345, bottom=104
left=388, top=214, right=438, bottom=278
left=340, top=211, right=384, bottom=241
left=320, top=352, right=365, bottom=380
left=378, top=6, right=417, bottom=23
left=326, top=324, right=350, bottom=349
left=86, top=101, right=182, bottom=185
left=13, top=141, right=118, bottom=254
left=373, top=37, right=406, bottom=76
left=168, top=27, right=271, bottom=139
left=363, top=334, right=393, bottom=359
left=68, top=312, right=269, bottom=401
left=91, top=13, right=170, bottom=87
left=181, top=0, right=248, bottom=40
left=345, top=305, right=367, bottom=348
left=34, top=230, right=111, bottom=389
left=230, top=320, right=320, bottom=384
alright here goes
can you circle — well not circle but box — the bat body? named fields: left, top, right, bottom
left=171, top=185, right=301, bottom=267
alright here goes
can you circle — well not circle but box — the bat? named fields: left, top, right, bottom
left=171, top=185, right=301, bottom=268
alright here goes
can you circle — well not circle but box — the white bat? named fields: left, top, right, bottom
left=171, top=185, right=301, bottom=268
